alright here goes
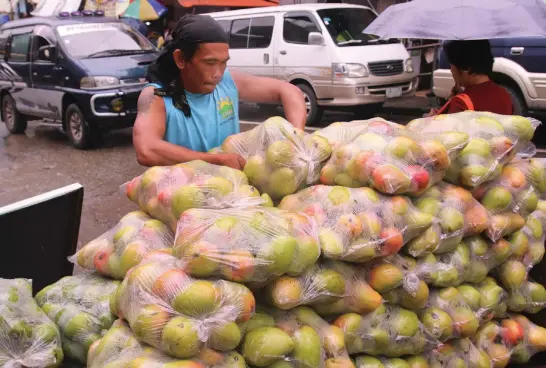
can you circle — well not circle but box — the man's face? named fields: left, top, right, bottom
left=175, top=43, right=230, bottom=94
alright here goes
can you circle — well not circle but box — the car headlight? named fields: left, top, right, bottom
left=80, top=76, right=120, bottom=89
left=405, top=58, right=414, bottom=73
left=332, top=63, right=369, bottom=78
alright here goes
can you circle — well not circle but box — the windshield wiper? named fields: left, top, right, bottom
left=337, top=39, right=363, bottom=46
left=86, top=49, right=151, bottom=58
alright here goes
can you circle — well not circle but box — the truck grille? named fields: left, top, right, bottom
left=368, top=60, right=404, bottom=77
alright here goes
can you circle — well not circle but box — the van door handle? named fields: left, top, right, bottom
left=280, top=50, right=287, bottom=55
left=263, top=53, right=270, bottom=64
left=511, top=47, right=524, bottom=55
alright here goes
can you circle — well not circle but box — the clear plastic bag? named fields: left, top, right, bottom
left=265, top=259, right=382, bottom=315
left=88, top=319, right=246, bottom=368
left=420, top=236, right=512, bottom=288
left=420, top=287, right=481, bottom=342
left=507, top=314, right=546, bottom=364
left=0, top=278, right=63, bottom=368
left=472, top=158, right=546, bottom=241
left=407, top=111, right=540, bottom=188
left=221, top=116, right=332, bottom=201
left=122, top=160, right=267, bottom=231
left=241, top=306, right=355, bottom=367
left=279, top=185, right=435, bottom=263
left=506, top=279, right=546, bottom=314
left=70, top=211, right=174, bottom=279
left=112, top=252, right=255, bottom=359
left=426, top=338, right=492, bottom=368
left=34, top=273, right=119, bottom=363
left=319, top=118, right=465, bottom=196
left=173, top=207, right=320, bottom=282
left=333, top=304, right=439, bottom=357
left=408, top=182, right=490, bottom=256
left=456, top=277, right=508, bottom=323
left=313, top=119, right=383, bottom=150
left=473, top=319, right=523, bottom=368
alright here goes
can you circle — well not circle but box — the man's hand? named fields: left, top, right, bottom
left=425, top=108, right=439, bottom=117
left=231, top=70, right=307, bottom=130
left=212, top=153, right=246, bottom=170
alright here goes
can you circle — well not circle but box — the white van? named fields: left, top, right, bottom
left=208, top=4, right=418, bottom=125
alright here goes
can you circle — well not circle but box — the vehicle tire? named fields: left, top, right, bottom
left=503, top=85, right=527, bottom=116
left=2, top=94, right=27, bottom=134
left=353, top=103, right=384, bottom=119
left=296, top=83, right=323, bottom=126
left=65, top=103, right=100, bottom=149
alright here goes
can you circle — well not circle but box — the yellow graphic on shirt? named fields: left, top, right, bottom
left=218, top=97, right=234, bottom=120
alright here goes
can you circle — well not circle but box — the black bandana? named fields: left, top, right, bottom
left=147, top=14, right=229, bottom=117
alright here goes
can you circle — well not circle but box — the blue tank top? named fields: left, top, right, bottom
left=147, top=70, right=240, bottom=152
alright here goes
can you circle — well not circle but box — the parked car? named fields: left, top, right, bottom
left=0, top=11, right=158, bottom=149
left=208, top=4, right=418, bottom=126
left=433, top=38, right=546, bottom=116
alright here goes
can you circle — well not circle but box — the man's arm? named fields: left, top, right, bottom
left=133, top=87, right=245, bottom=169
left=230, top=69, right=307, bottom=130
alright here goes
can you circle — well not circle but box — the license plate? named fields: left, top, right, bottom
left=386, top=87, right=403, bottom=98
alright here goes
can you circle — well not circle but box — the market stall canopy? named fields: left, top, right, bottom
left=122, top=0, right=167, bottom=21
left=178, top=0, right=278, bottom=7
left=363, top=0, right=546, bottom=40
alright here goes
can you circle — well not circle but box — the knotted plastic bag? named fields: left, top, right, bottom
left=0, top=278, right=63, bottom=368
left=221, top=116, right=332, bottom=201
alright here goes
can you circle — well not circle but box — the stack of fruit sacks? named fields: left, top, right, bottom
left=407, top=111, right=539, bottom=188
left=333, top=304, right=439, bottom=357
left=111, top=252, right=255, bottom=358
left=87, top=319, right=246, bottom=368
left=417, top=236, right=512, bottom=288
left=172, top=207, right=320, bottom=282
left=472, top=158, right=546, bottom=240
left=353, top=355, right=429, bottom=368
left=407, top=182, right=489, bottom=256
left=34, top=273, right=119, bottom=363
left=122, top=160, right=269, bottom=231
left=279, top=185, right=435, bottom=262
left=0, top=279, right=63, bottom=368
left=70, top=211, right=174, bottom=280
left=239, top=306, right=355, bottom=367
left=265, top=259, right=383, bottom=314
left=221, top=116, right=332, bottom=201
left=425, top=338, right=493, bottom=368
left=317, top=117, right=465, bottom=195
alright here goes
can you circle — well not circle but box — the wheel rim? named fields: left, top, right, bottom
left=3, top=100, right=14, bottom=130
left=69, top=113, right=83, bottom=142
left=302, top=92, right=311, bottom=115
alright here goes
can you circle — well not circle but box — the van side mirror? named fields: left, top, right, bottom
left=308, top=32, right=324, bottom=46
left=38, top=45, right=56, bottom=62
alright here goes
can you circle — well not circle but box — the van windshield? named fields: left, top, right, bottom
left=56, top=22, right=155, bottom=58
left=317, top=8, right=395, bottom=47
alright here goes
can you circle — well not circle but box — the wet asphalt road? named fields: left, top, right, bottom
left=0, top=104, right=543, bottom=259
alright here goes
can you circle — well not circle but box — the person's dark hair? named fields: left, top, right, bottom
left=146, top=14, right=228, bottom=117
left=444, top=40, right=494, bottom=76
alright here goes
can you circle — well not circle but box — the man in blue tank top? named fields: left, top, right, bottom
left=133, top=14, right=307, bottom=169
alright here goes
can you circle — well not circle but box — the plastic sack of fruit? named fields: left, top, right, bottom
left=473, top=319, right=524, bottom=368
left=88, top=319, right=246, bottom=368
left=69, top=211, right=173, bottom=280
left=355, top=355, right=430, bottom=368
left=173, top=207, right=320, bottom=283
left=407, top=182, right=490, bottom=256
left=240, top=306, right=355, bottom=368
left=279, top=185, right=435, bottom=263
left=221, top=116, right=332, bottom=201
left=265, top=259, right=382, bottom=315
left=333, top=304, right=439, bottom=357
left=313, top=119, right=382, bottom=150
left=456, top=277, right=508, bottom=323
left=504, top=314, right=546, bottom=365
left=122, top=160, right=268, bottom=231
left=505, top=279, right=546, bottom=314
left=0, top=279, right=63, bottom=368
left=471, top=158, right=546, bottom=241
left=111, top=252, right=255, bottom=359
left=420, top=287, right=482, bottom=342
left=426, top=338, right=492, bottom=368
left=34, top=273, right=119, bottom=363
left=407, top=111, right=539, bottom=188
left=319, top=118, right=464, bottom=195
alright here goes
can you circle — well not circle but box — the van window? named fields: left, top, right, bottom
left=229, top=17, right=274, bottom=49
left=283, top=15, right=320, bottom=45
left=317, top=7, right=379, bottom=46
left=9, top=33, right=31, bottom=62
